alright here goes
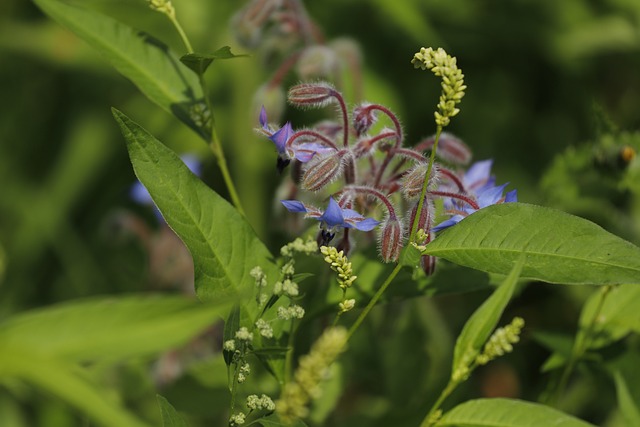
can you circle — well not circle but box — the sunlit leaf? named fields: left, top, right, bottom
left=436, top=398, right=596, bottom=427
left=180, top=46, right=248, bottom=75
left=113, top=108, right=279, bottom=302
left=0, top=295, right=230, bottom=362
left=426, top=203, right=640, bottom=285
left=157, top=395, right=189, bottom=427
left=451, top=255, right=524, bottom=377
left=33, top=0, right=207, bottom=138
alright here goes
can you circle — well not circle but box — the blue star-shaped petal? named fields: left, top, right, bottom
left=281, top=197, right=380, bottom=244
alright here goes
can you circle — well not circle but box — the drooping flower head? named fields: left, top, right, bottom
left=281, top=197, right=380, bottom=245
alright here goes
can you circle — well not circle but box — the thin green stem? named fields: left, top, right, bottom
left=554, top=285, right=612, bottom=405
left=347, top=264, right=402, bottom=340
left=284, top=319, right=296, bottom=385
left=409, top=126, right=442, bottom=242
left=165, top=11, right=246, bottom=216
left=167, top=14, right=194, bottom=53
left=420, top=379, right=459, bottom=427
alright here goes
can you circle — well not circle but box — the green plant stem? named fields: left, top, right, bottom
left=420, top=379, right=459, bottom=427
left=284, top=320, right=296, bottom=385
left=409, top=125, right=442, bottom=242
left=347, top=264, right=402, bottom=340
left=345, top=126, right=442, bottom=341
left=554, top=285, right=612, bottom=405
left=167, top=14, right=193, bottom=54
left=166, top=12, right=246, bottom=216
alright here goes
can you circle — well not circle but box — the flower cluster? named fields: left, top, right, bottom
left=257, top=48, right=516, bottom=275
left=276, top=327, right=348, bottom=423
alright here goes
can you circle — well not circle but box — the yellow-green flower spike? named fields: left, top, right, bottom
left=320, top=246, right=357, bottom=290
left=412, top=47, right=466, bottom=127
left=276, top=327, right=348, bottom=424
left=476, top=317, right=525, bottom=366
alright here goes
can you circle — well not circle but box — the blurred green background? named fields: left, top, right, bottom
left=1, top=0, right=640, bottom=425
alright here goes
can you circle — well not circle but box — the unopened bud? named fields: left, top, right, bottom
left=253, top=84, right=286, bottom=124
left=353, top=103, right=377, bottom=136
left=402, top=163, right=440, bottom=200
left=421, top=254, right=437, bottom=276
left=437, top=132, right=472, bottom=165
left=296, top=45, right=339, bottom=81
left=301, top=151, right=347, bottom=192
left=378, top=217, right=404, bottom=262
left=288, top=82, right=336, bottom=109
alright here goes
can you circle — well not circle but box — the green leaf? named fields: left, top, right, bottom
left=180, top=46, right=248, bottom=75
left=425, top=203, right=640, bottom=285
left=578, top=284, right=640, bottom=349
left=0, top=347, right=148, bottom=427
left=399, top=243, right=423, bottom=268
left=157, top=395, right=189, bottom=427
left=223, top=305, right=241, bottom=366
left=614, top=371, right=640, bottom=427
left=0, top=295, right=231, bottom=362
left=436, top=398, right=596, bottom=427
left=252, top=346, right=290, bottom=358
left=112, top=108, right=279, bottom=302
left=32, top=0, right=206, bottom=138
left=451, top=254, right=524, bottom=378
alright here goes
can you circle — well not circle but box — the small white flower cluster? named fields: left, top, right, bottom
left=280, top=237, right=318, bottom=258
left=235, top=327, right=254, bottom=342
left=274, top=278, right=299, bottom=297
left=229, top=412, right=246, bottom=426
left=238, top=362, right=251, bottom=383
left=277, top=305, right=305, bottom=320
left=250, top=266, right=268, bottom=288
left=255, top=319, right=274, bottom=338
left=246, top=394, right=276, bottom=411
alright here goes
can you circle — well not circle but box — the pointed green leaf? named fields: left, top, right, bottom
left=223, top=305, right=241, bottom=366
left=33, top=0, right=206, bottom=138
left=0, top=295, right=231, bottom=362
left=452, top=255, right=524, bottom=378
left=436, top=398, right=596, bottom=427
left=112, top=108, right=279, bottom=301
left=0, top=347, right=148, bottom=427
left=425, top=203, right=640, bottom=285
left=180, top=46, right=248, bottom=75
left=157, top=395, right=189, bottom=427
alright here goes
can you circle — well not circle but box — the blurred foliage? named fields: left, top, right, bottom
left=1, top=0, right=640, bottom=425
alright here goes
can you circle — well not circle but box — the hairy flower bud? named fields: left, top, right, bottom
left=378, top=216, right=403, bottom=262
left=352, top=103, right=377, bottom=137
left=288, top=82, right=336, bottom=108
left=402, top=163, right=440, bottom=200
left=253, top=84, right=286, bottom=124
left=296, top=45, right=339, bottom=81
left=301, top=151, right=347, bottom=192
left=421, top=253, right=437, bottom=276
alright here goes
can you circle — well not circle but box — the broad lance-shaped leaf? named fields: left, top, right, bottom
left=33, top=0, right=207, bottom=139
left=0, top=295, right=232, bottom=362
left=157, top=395, right=189, bottom=427
left=113, top=108, right=279, bottom=302
left=426, top=203, right=640, bottom=285
left=452, top=254, right=523, bottom=378
left=436, top=398, right=596, bottom=427
left=614, top=372, right=640, bottom=427
left=181, top=46, right=249, bottom=75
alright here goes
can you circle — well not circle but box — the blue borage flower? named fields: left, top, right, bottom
left=281, top=197, right=380, bottom=244
left=258, top=106, right=336, bottom=172
left=433, top=182, right=517, bottom=232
